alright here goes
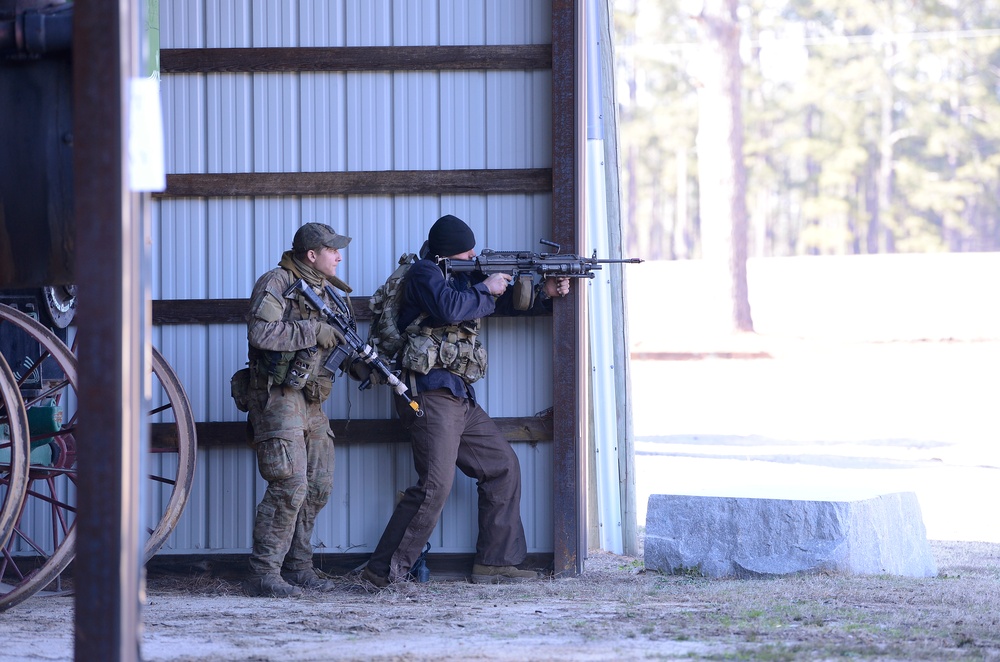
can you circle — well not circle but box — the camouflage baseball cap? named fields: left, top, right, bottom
left=292, top=223, right=352, bottom=253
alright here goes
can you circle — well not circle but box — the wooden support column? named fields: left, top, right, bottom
left=73, top=2, right=145, bottom=660
left=551, top=0, right=587, bottom=576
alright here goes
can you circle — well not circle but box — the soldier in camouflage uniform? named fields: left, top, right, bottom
left=241, top=223, right=361, bottom=598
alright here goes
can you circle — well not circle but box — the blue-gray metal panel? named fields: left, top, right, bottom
left=253, top=0, right=298, bottom=46
left=253, top=73, right=300, bottom=172
left=392, top=71, right=440, bottom=169
left=487, top=71, right=553, bottom=168
left=8, top=478, right=74, bottom=556
left=440, top=72, right=487, bottom=169
left=162, top=69, right=551, bottom=174
left=440, top=0, right=485, bottom=44
left=300, top=73, right=349, bottom=172
left=300, top=1, right=347, bottom=47
left=207, top=75, right=254, bottom=173
left=205, top=0, right=253, bottom=48
left=161, top=0, right=207, bottom=48
left=486, top=0, right=552, bottom=45
left=161, top=1, right=552, bottom=49
left=154, top=0, right=556, bottom=557
left=517, top=441, right=554, bottom=551
left=347, top=0, right=392, bottom=46
left=161, top=75, right=207, bottom=174
left=346, top=72, right=393, bottom=169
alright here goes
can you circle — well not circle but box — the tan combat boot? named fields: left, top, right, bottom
left=281, top=567, right=338, bottom=592
left=360, top=565, right=390, bottom=589
left=242, top=573, right=304, bottom=598
left=470, top=564, right=540, bottom=584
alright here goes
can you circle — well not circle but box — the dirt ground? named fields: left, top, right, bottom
left=4, top=336, right=1000, bottom=660
left=2, top=539, right=999, bottom=661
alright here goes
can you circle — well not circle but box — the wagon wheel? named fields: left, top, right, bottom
left=145, top=347, right=197, bottom=560
left=0, top=351, right=30, bottom=553
left=0, top=304, right=197, bottom=611
left=0, top=303, right=79, bottom=611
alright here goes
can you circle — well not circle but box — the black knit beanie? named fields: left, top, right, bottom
left=427, top=214, right=476, bottom=258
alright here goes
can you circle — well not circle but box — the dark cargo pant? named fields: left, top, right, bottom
left=367, top=389, right=527, bottom=581
left=247, top=384, right=335, bottom=577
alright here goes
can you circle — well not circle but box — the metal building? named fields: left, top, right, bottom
left=3, top=0, right=628, bottom=658
left=149, top=0, right=591, bottom=575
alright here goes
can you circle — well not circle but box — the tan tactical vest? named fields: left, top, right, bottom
left=400, top=318, right=488, bottom=384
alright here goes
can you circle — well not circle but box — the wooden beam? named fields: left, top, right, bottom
left=161, top=45, right=551, bottom=74
left=151, top=298, right=551, bottom=326
left=152, top=298, right=255, bottom=325
left=152, top=416, right=553, bottom=449
left=156, top=169, right=552, bottom=199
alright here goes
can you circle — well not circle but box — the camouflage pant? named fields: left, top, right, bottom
left=246, top=384, right=335, bottom=576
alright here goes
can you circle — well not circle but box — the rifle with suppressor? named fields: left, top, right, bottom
left=284, top=278, right=423, bottom=417
left=437, top=239, right=643, bottom=309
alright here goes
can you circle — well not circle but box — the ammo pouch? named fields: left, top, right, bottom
left=256, top=349, right=296, bottom=385
left=283, top=346, right=322, bottom=391
left=401, top=322, right=488, bottom=384
left=301, top=369, right=333, bottom=403
left=230, top=367, right=252, bottom=412
left=252, top=348, right=332, bottom=402
left=284, top=346, right=333, bottom=402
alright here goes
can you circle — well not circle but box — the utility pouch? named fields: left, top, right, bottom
left=283, top=347, right=321, bottom=391
left=401, top=331, right=439, bottom=375
left=230, top=367, right=252, bottom=412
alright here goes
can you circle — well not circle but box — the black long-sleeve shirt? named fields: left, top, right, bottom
left=398, top=257, right=551, bottom=401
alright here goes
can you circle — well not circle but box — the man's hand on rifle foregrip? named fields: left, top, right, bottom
left=543, top=277, right=571, bottom=298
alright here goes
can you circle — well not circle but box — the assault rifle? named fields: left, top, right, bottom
left=438, top=239, right=643, bottom=310
left=284, top=279, right=423, bottom=417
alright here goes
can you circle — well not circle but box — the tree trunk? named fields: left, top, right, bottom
left=694, top=0, right=753, bottom=332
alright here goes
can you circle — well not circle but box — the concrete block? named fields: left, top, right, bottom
left=644, top=491, right=937, bottom=578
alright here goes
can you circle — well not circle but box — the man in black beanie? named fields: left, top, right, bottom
left=362, top=214, right=570, bottom=587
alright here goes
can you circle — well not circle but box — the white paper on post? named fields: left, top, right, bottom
left=127, top=77, right=167, bottom=192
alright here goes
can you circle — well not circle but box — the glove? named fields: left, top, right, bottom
left=315, top=322, right=344, bottom=349
left=348, top=359, right=373, bottom=383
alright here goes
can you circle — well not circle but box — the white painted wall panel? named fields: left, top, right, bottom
left=154, top=0, right=556, bottom=557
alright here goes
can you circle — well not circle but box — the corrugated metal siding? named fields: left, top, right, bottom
left=152, top=0, right=554, bottom=556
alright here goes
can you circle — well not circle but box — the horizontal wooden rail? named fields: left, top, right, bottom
left=156, top=169, right=552, bottom=199
left=152, top=416, right=553, bottom=449
left=152, top=297, right=550, bottom=325
left=161, top=45, right=552, bottom=74
left=153, top=298, right=257, bottom=325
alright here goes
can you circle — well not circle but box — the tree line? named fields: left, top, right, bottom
left=616, top=0, right=1000, bottom=262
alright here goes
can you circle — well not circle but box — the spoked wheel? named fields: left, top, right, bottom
left=0, top=304, right=197, bottom=611
left=145, top=347, right=197, bottom=561
left=0, top=351, right=30, bottom=554
left=0, top=303, right=79, bottom=611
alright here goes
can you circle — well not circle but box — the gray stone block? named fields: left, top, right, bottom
left=644, top=491, right=937, bottom=578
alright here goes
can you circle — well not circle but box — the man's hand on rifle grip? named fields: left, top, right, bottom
left=483, top=273, right=513, bottom=296
left=315, top=321, right=344, bottom=348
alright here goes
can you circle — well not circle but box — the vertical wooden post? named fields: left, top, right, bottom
left=73, top=1, right=145, bottom=659
left=551, top=0, right=587, bottom=576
